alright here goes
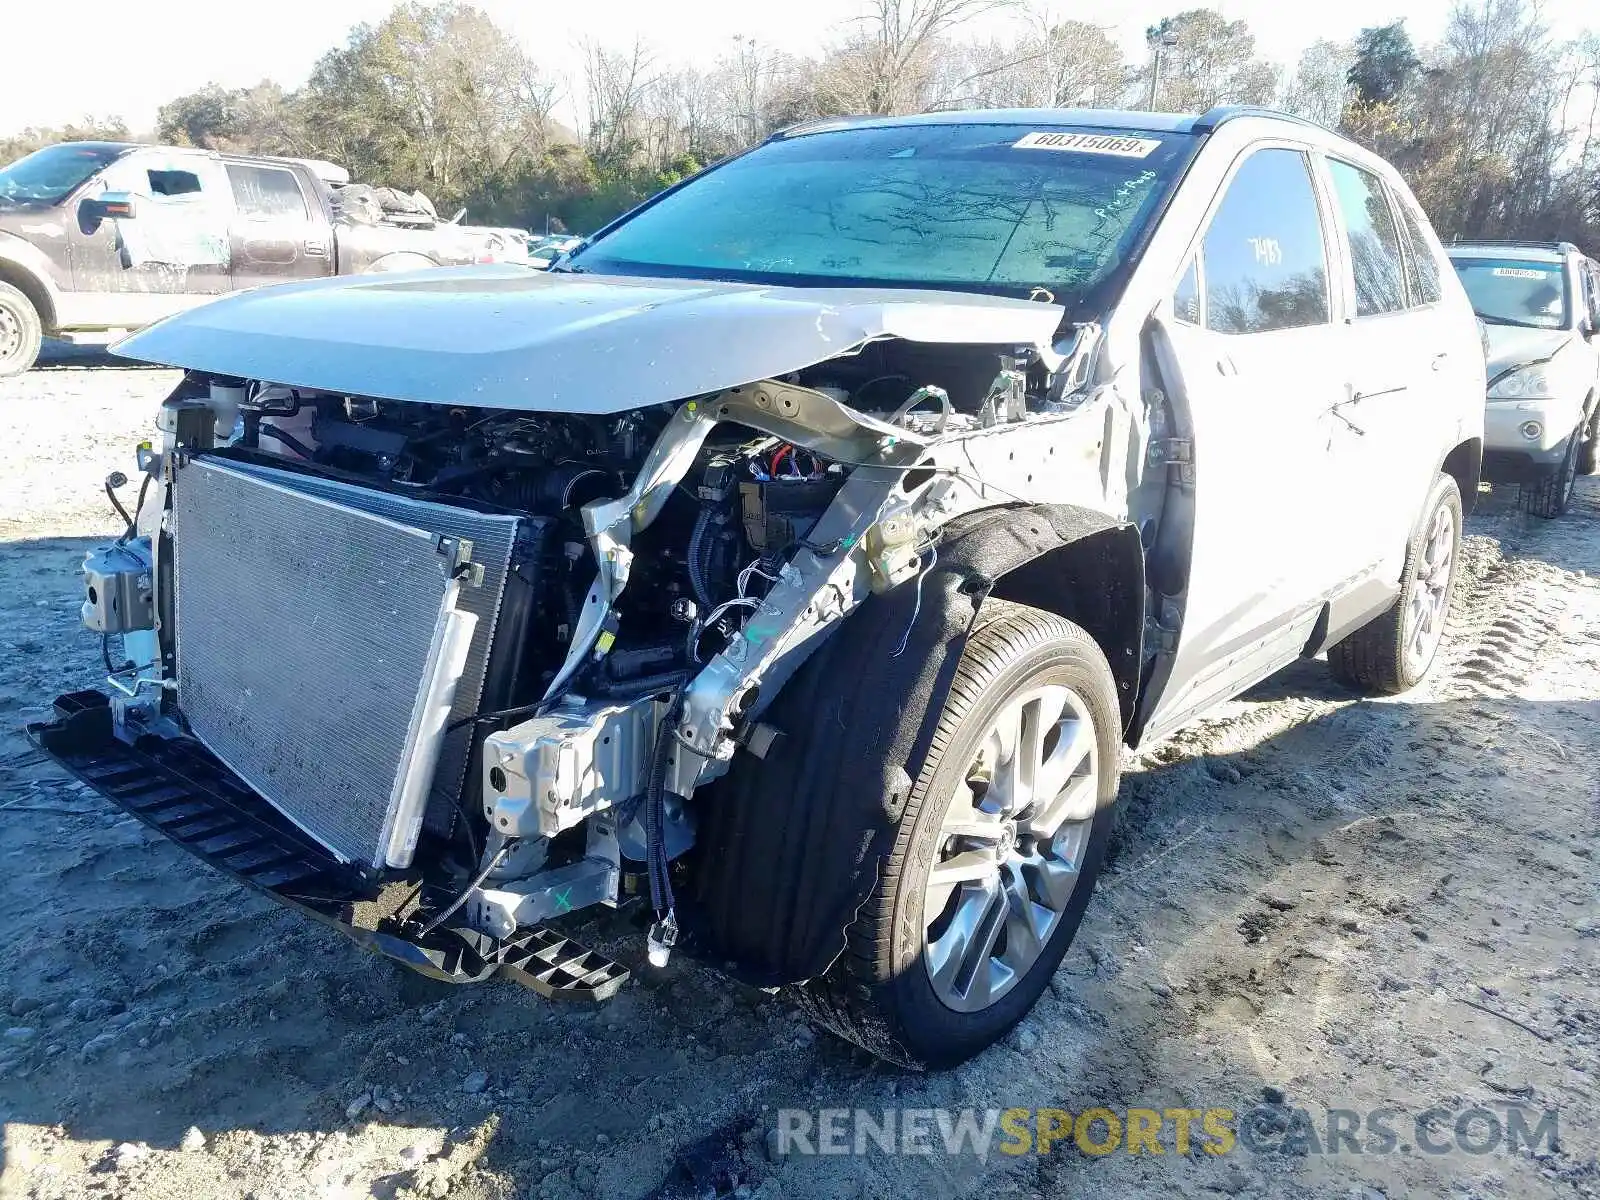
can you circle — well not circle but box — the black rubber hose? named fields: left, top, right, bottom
left=644, top=692, right=685, bottom=915
left=258, top=422, right=316, bottom=461
left=686, top=505, right=717, bottom=608
left=116, top=474, right=152, bottom=545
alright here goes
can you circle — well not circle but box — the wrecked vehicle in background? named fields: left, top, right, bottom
left=31, top=108, right=1484, bottom=1069
left=0, top=141, right=526, bottom=376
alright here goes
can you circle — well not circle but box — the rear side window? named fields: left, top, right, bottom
left=1395, top=200, right=1442, bottom=306
left=226, top=164, right=309, bottom=219
left=1328, top=160, right=1407, bottom=316
left=1200, top=148, right=1330, bottom=334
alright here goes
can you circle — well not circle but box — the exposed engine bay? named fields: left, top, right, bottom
left=54, top=322, right=1141, bottom=993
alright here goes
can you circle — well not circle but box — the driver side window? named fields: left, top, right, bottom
left=1173, top=148, right=1331, bottom=335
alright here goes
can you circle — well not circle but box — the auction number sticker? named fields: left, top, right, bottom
left=1492, top=267, right=1548, bottom=278
left=1013, top=131, right=1162, bottom=157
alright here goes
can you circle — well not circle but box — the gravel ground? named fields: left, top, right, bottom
left=0, top=350, right=1595, bottom=1200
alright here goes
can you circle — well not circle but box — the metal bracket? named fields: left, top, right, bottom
left=1148, top=438, right=1195, bottom=490
left=472, top=857, right=619, bottom=939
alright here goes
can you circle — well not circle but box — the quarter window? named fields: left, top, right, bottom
left=226, top=164, right=309, bottom=219
left=1200, top=149, right=1330, bottom=335
left=1328, top=160, right=1407, bottom=316
left=1174, top=257, right=1201, bottom=325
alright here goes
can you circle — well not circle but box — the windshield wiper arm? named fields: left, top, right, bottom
left=1475, top=311, right=1554, bottom=331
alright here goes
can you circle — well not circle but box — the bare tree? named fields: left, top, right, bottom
left=821, top=0, right=1014, bottom=115
left=1280, top=39, right=1355, bottom=127
left=930, top=10, right=1127, bottom=111
left=582, top=38, right=659, bottom=171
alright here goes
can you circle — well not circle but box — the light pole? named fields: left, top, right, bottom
left=1147, top=30, right=1180, bottom=111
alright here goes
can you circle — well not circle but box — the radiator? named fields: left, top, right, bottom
left=171, top=458, right=520, bottom=869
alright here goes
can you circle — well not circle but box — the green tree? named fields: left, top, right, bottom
left=1347, top=22, right=1420, bottom=107
left=157, top=82, right=300, bottom=154
left=1140, top=9, right=1278, bottom=112
left=298, top=2, right=559, bottom=211
left=0, top=118, right=131, bottom=164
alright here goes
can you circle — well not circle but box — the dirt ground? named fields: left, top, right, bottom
left=0, top=347, right=1595, bottom=1200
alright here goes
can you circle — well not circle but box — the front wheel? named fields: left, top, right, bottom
left=1328, top=473, right=1462, bottom=695
left=1521, top=419, right=1582, bottom=518
left=0, top=282, right=43, bottom=378
left=797, top=600, right=1121, bottom=1068
left=1577, top=404, right=1598, bottom=476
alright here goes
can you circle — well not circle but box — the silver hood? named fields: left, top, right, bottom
left=113, top=266, right=1067, bottom=412
left=1483, top=324, right=1575, bottom=382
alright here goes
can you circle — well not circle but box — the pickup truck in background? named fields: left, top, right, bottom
left=0, top=141, right=527, bottom=376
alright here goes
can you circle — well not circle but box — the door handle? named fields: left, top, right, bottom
left=1431, top=352, right=1448, bottom=372
left=1215, top=355, right=1239, bottom=377
left=1350, top=385, right=1407, bottom=402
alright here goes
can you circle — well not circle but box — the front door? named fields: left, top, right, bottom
left=1142, top=145, right=1347, bottom=740
left=222, top=162, right=333, bottom=291
left=69, top=149, right=231, bottom=300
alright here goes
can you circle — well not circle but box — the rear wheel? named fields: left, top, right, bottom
left=1328, top=474, right=1462, bottom=695
left=796, top=600, right=1120, bottom=1068
left=1521, top=420, right=1581, bottom=518
left=0, top=282, right=42, bottom=378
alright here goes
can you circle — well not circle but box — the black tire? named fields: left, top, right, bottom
left=1579, top=404, right=1598, bottom=476
left=793, top=599, right=1121, bottom=1069
left=1328, top=473, right=1462, bottom=695
left=1521, top=422, right=1581, bottom=518
left=0, top=282, right=43, bottom=378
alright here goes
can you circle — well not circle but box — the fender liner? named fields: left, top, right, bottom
left=686, top=503, right=1143, bottom=987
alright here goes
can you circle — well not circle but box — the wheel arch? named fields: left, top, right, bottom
left=1442, top=436, right=1482, bottom=516
left=361, top=250, right=441, bottom=274
left=980, top=512, right=1144, bottom=733
left=0, top=254, right=57, bottom=332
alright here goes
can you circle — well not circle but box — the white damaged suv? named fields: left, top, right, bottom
left=32, top=107, right=1484, bottom=1068
left=1448, top=241, right=1600, bottom=517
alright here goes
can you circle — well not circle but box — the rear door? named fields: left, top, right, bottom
left=1320, top=158, right=1455, bottom=580
left=222, top=162, right=334, bottom=290
left=1143, top=144, right=1347, bottom=737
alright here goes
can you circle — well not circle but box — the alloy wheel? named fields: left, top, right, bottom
left=923, top=683, right=1098, bottom=1013
left=1402, top=502, right=1455, bottom=677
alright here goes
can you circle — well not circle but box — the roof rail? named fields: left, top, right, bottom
left=1447, top=238, right=1579, bottom=254
left=1191, top=105, right=1334, bottom=135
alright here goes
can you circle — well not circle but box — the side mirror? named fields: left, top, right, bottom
left=79, top=192, right=139, bottom=227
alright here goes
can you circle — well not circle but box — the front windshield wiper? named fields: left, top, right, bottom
left=1475, top=311, right=1558, bottom=331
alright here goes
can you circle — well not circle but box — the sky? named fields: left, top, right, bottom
left=1, top=0, right=1596, bottom=137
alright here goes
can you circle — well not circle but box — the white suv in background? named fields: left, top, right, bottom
left=1448, top=241, right=1600, bottom=517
